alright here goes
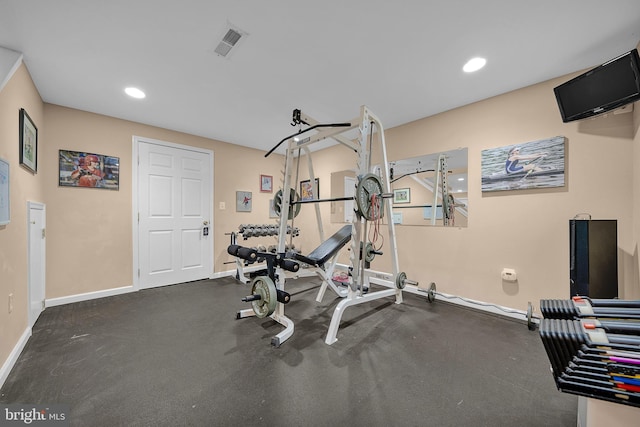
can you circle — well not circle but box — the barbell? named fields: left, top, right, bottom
left=272, top=174, right=392, bottom=220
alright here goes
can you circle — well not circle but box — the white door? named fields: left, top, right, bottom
left=28, top=201, right=45, bottom=328
left=136, top=138, right=213, bottom=289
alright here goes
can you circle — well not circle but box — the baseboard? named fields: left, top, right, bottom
left=0, top=327, right=31, bottom=389
left=46, top=285, right=135, bottom=308
left=210, top=269, right=239, bottom=280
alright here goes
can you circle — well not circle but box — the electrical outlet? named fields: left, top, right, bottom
left=8, top=293, right=13, bottom=314
left=219, top=202, right=226, bottom=210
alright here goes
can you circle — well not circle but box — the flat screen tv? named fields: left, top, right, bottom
left=554, top=48, right=640, bottom=122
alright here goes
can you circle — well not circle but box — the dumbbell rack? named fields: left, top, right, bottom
left=227, top=224, right=300, bottom=284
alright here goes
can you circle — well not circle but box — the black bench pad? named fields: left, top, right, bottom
left=293, top=225, right=352, bottom=267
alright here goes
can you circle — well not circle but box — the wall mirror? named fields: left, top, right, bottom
left=388, top=148, right=468, bottom=227
left=330, top=148, right=468, bottom=226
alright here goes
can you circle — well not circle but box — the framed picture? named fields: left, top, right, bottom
left=0, top=157, right=9, bottom=225
left=260, top=174, right=273, bottom=193
left=19, top=108, right=38, bottom=173
left=300, top=178, right=319, bottom=201
left=393, top=188, right=411, bottom=204
left=58, top=150, right=120, bottom=190
left=481, top=136, right=566, bottom=192
left=236, top=191, right=252, bottom=212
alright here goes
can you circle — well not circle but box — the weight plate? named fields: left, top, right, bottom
left=527, top=302, right=536, bottom=330
left=427, top=282, right=436, bottom=303
left=364, top=242, right=376, bottom=263
left=355, top=174, right=384, bottom=221
left=250, top=276, right=277, bottom=318
left=273, top=189, right=301, bottom=219
left=395, top=271, right=407, bottom=289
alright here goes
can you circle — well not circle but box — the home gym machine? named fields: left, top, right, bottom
left=235, top=106, right=435, bottom=346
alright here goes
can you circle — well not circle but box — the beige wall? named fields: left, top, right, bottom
left=43, top=104, right=285, bottom=298
left=0, top=64, right=44, bottom=366
left=389, top=74, right=636, bottom=309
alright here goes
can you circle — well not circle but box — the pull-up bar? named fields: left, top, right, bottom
left=264, top=122, right=352, bottom=158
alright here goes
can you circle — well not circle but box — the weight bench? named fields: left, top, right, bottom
left=292, top=224, right=352, bottom=302
left=235, top=225, right=352, bottom=331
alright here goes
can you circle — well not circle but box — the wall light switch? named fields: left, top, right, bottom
left=8, top=293, right=14, bottom=314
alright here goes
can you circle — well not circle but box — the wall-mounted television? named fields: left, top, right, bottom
left=554, top=48, right=640, bottom=122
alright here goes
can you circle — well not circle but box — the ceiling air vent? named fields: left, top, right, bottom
left=213, top=24, right=247, bottom=58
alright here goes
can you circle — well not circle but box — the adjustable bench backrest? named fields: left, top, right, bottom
left=293, top=224, right=352, bottom=268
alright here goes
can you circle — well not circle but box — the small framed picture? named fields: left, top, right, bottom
left=393, top=188, right=410, bottom=204
left=19, top=108, right=38, bottom=173
left=236, top=191, right=252, bottom=212
left=260, top=174, right=273, bottom=193
left=300, top=178, right=319, bottom=201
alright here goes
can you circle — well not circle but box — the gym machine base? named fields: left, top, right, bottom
left=237, top=106, right=433, bottom=346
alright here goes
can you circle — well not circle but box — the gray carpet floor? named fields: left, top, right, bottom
left=1, top=276, right=576, bottom=426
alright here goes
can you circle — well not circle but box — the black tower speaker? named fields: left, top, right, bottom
left=569, top=219, right=618, bottom=299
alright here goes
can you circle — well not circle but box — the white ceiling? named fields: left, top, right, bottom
left=1, top=1, right=640, bottom=154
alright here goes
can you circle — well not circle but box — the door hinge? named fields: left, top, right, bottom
left=138, top=269, right=140, bottom=278
left=41, top=228, right=46, bottom=239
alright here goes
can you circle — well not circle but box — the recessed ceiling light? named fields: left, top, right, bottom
left=463, top=57, right=486, bottom=73
left=125, top=87, right=146, bottom=99
left=458, top=177, right=465, bottom=181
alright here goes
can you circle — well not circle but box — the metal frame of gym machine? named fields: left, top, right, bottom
left=239, top=105, right=430, bottom=346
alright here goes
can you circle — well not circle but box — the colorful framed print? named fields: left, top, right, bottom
left=236, top=191, right=252, bottom=212
left=300, top=178, right=319, bottom=201
left=59, top=150, right=120, bottom=190
left=481, top=136, right=566, bottom=192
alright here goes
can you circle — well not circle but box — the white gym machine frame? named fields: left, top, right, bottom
left=238, top=105, right=431, bottom=346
